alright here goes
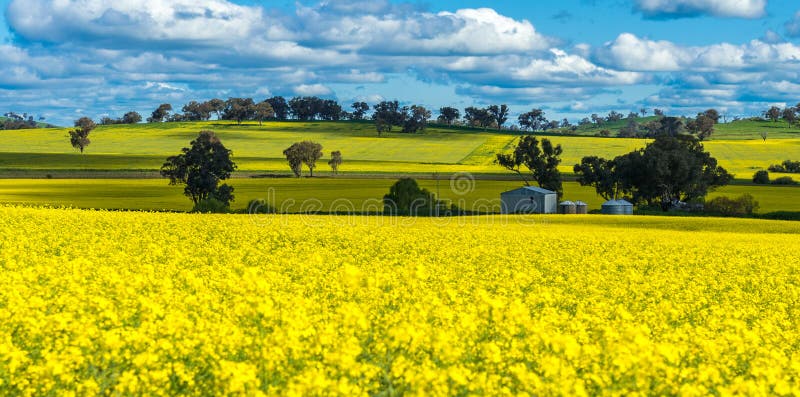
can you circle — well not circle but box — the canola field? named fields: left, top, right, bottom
left=2, top=121, right=800, bottom=176
left=1, top=206, right=799, bottom=395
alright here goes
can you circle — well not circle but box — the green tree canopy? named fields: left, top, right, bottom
left=496, top=135, right=564, bottom=197
left=160, top=130, right=237, bottom=206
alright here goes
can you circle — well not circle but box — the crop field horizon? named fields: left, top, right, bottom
left=1, top=121, right=799, bottom=177
left=0, top=178, right=798, bottom=214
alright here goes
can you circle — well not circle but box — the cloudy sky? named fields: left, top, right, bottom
left=1, top=0, right=800, bottom=125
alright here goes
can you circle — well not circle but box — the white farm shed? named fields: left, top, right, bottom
left=500, top=186, right=558, bottom=214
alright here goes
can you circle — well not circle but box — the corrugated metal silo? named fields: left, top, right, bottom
left=601, top=199, right=634, bottom=215
left=559, top=200, right=577, bottom=214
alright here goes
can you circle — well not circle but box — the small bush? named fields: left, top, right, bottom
left=771, top=176, right=798, bottom=185
left=192, top=198, right=230, bottom=214
left=246, top=199, right=277, bottom=214
left=383, top=178, right=437, bottom=216
left=752, top=170, right=770, bottom=184
left=705, top=194, right=759, bottom=216
left=768, top=160, right=800, bottom=174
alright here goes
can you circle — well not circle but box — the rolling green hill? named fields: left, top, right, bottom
left=0, top=120, right=798, bottom=177
left=0, top=119, right=798, bottom=212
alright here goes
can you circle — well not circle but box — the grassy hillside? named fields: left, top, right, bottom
left=1, top=120, right=800, bottom=177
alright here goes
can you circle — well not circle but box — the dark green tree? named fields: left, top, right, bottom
left=351, top=102, right=369, bottom=120
left=464, top=106, right=494, bottom=128
left=328, top=150, right=343, bottom=175
left=160, top=130, right=237, bottom=207
left=488, top=104, right=509, bottom=130
left=383, top=178, right=437, bottom=215
left=283, top=141, right=323, bottom=177
left=148, top=103, right=172, bottom=123
left=518, top=109, right=547, bottom=131
left=437, top=107, right=460, bottom=126
left=496, top=136, right=564, bottom=197
left=752, top=170, right=770, bottom=184
left=573, top=156, right=620, bottom=200
left=69, top=117, right=96, bottom=154
left=575, top=135, right=732, bottom=210
left=402, top=105, right=431, bottom=133
left=122, top=111, right=142, bottom=124
left=265, top=97, right=289, bottom=120
left=206, top=98, right=226, bottom=120
left=222, top=98, right=256, bottom=124
left=253, top=101, right=275, bottom=125
left=765, top=106, right=781, bottom=122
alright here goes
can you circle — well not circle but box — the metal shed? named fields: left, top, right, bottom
left=501, top=186, right=558, bottom=214
left=601, top=199, right=634, bottom=215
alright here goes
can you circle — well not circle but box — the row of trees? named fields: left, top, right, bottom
left=763, top=104, right=800, bottom=125
left=574, top=135, right=732, bottom=209
left=493, top=130, right=731, bottom=210
left=283, top=142, right=343, bottom=177
left=2, top=112, right=45, bottom=130
left=372, top=101, right=432, bottom=134
left=100, top=112, right=142, bottom=125
left=617, top=109, right=720, bottom=140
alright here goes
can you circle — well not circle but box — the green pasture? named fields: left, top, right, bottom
left=2, top=121, right=800, bottom=177
left=0, top=178, right=796, bottom=214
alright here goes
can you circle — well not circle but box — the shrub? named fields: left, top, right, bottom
left=246, top=199, right=277, bottom=214
left=752, top=170, right=770, bottom=184
left=705, top=194, right=759, bottom=216
left=771, top=176, right=798, bottom=185
left=192, top=198, right=230, bottom=214
left=383, top=178, right=437, bottom=216
left=768, top=160, right=800, bottom=173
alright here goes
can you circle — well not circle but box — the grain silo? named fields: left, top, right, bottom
left=575, top=201, right=588, bottom=214
left=559, top=201, right=576, bottom=214
left=500, top=186, right=558, bottom=214
left=601, top=199, right=634, bottom=215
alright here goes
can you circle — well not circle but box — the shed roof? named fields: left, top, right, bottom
left=502, top=186, right=556, bottom=195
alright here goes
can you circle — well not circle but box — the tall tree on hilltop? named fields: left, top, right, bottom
left=223, top=98, right=256, bottom=124
left=265, top=96, right=289, bottom=120
left=122, top=111, right=142, bottom=124
left=206, top=99, right=225, bottom=120
left=488, top=104, right=509, bottom=130
left=69, top=117, right=95, bottom=154
left=254, top=101, right=275, bottom=125
left=518, top=109, right=546, bottom=131
left=148, top=103, right=172, bottom=123
left=351, top=102, right=369, bottom=121
left=402, top=105, right=431, bottom=133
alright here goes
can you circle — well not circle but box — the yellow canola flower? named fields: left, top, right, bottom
left=0, top=205, right=798, bottom=395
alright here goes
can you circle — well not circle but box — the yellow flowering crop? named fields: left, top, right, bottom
left=0, top=206, right=799, bottom=396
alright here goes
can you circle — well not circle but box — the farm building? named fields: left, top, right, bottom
left=500, top=186, right=558, bottom=214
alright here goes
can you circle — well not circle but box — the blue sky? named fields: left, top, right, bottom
left=1, top=0, right=800, bottom=125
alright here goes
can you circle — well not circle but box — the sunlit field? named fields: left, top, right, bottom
left=0, top=206, right=798, bottom=395
left=1, top=121, right=800, bottom=176
left=0, top=178, right=799, bottom=213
